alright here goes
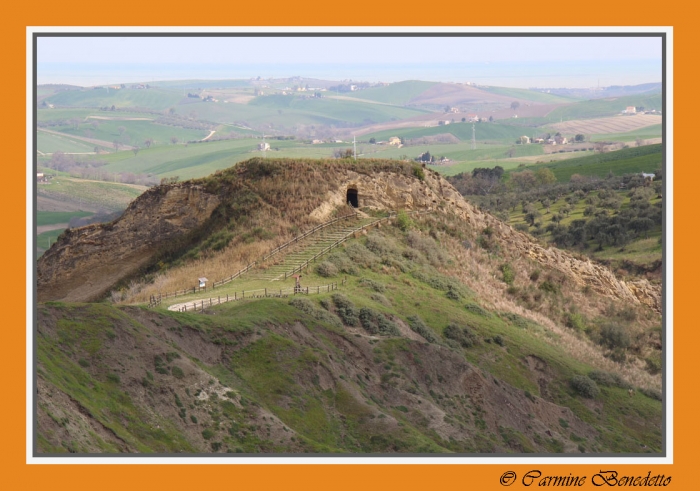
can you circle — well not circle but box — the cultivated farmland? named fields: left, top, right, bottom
left=550, top=114, right=662, bottom=135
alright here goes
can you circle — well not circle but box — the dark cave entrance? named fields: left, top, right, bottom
left=346, top=188, right=359, bottom=208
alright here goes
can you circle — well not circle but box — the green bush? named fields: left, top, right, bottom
left=358, top=278, right=385, bottom=292
left=395, top=210, right=414, bottom=232
left=538, top=280, right=559, bottom=294
left=359, top=307, right=400, bottom=336
left=365, top=234, right=400, bottom=256
left=344, top=242, right=380, bottom=268
left=407, top=315, right=438, bottom=343
left=464, top=303, right=491, bottom=317
left=78, top=358, right=89, bottom=368
left=412, top=165, right=425, bottom=181
left=315, top=261, right=338, bottom=278
left=599, top=322, right=631, bottom=350
left=443, top=323, right=477, bottom=348
left=202, top=428, right=215, bottom=440
left=332, top=293, right=359, bottom=326
left=638, top=387, right=662, bottom=401
left=190, top=415, right=198, bottom=424
left=106, top=373, right=120, bottom=384
left=588, top=370, right=628, bottom=388
left=326, top=252, right=359, bottom=276
left=570, top=375, right=600, bottom=399
left=566, top=313, right=587, bottom=332
left=500, top=263, right=515, bottom=285
left=289, top=297, right=315, bottom=314
left=171, top=366, right=185, bottom=379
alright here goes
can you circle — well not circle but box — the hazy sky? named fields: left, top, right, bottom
left=37, top=35, right=663, bottom=87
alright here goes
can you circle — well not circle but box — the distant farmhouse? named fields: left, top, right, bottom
left=258, top=142, right=270, bottom=151
left=388, top=136, right=402, bottom=146
left=623, top=106, right=637, bottom=114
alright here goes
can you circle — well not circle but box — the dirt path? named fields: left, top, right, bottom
left=38, top=128, right=135, bottom=151
left=37, top=223, right=68, bottom=234
left=201, top=130, right=216, bottom=141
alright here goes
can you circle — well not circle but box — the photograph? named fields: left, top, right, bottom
left=33, top=31, right=665, bottom=457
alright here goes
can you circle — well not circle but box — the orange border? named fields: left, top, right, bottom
left=6, top=3, right=690, bottom=489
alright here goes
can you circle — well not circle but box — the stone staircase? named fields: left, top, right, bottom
left=249, top=216, right=378, bottom=281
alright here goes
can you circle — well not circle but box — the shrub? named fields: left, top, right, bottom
left=443, top=323, right=477, bottom=348
left=202, top=428, right=215, bottom=440
left=359, top=307, right=400, bottom=336
left=171, top=366, right=185, bottom=379
left=500, top=263, right=515, bottom=285
left=529, top=270, right=540, bottom=282
left=326, top=252, right=359, bottom=275
left=106, top=373, right=120, bottom=384
left=315, top=261, right=338, bottom=277
left=638, top=387, right=662, bottom=401
left=190, top=415, right=198, bottom=424
left=289, top=297, right=315, bottom=314
left=78, top=358, right=89, bottom=368
left=570, top=375, right=600, bottom=399
left=538, top=280, right=559, bottom=294
left=332, top=293, right=359, bottom=326
left=412, top=165, right=425, bottom=181
left=358, top=278, right=385, bottom=292
left=464, top=303, right=491, bottom=317
left=344, top=242, right=380, bottom=268
left=599, top=322, right=631, bottom=350
left=588, top=370, right=628, bottom=388
left=365, top=234, right=400, bottom=256
left=370, top=293, right=391, bottom=306
left=406, top=315, right=438, bottom=343
left=566, top=313, right=587, bottom=332
left=395, top=210, right=414, bottom=232
left=493, top=335, right=505, bottom=347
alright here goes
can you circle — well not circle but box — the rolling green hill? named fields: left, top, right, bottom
left=507, top=144, right=663, bottom=182
left=365, top=121, right=534, bottom=143
left=481, top=86, right=579, bottom=104
left=342, top=80, right=438, bottom=105
left=547, top=94, right=662, bottom=121
left=42, top=87, right=184, bottom=111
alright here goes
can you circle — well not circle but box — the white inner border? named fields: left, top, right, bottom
left=26, top=25, right=673, bottom=465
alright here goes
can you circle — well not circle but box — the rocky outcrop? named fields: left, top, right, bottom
left=37, top=184, right=220, bottom=303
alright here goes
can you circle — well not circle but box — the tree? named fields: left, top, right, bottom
left=113, top=140, right=121, bottom=151
left=168, top=107, right=176, bottom=115
left=461, top=117, right=466, bottom=122
left=488, top=116, right=494, bottom=122
left=110, top=105, right=116, bottom=111
left=535, top=168, right=557, bottom=187
left=118, top=126, right=126, bottom=136
left=91, top=120, right=100, bottom=130
left=369, top=137, right=376, bottom=144
left=510, top=101, right=520, bottom=111
left=132, top=146, right=140, bottom=156
left=574, top=134, right=585, bottom=142
left=444, top=105, right=451, bottom=113
left=144, top=138, right=153, bottom=148
left=170, top=136, right=179, bottom=145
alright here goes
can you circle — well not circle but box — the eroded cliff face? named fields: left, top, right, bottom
left=37, top=184, right=220, bottom=303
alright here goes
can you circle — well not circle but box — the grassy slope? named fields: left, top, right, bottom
left=42, top=87, right=183, bottom=111
left=481, top=86, right=579, bottom=104
left=341, top=81, right=438, bottom=105
left=37, top=132, right=103, bottom=153
left=506, top=144, right=663, bottom=182
left=38, top=222, right=662, bottom=454
left=37, top=177, right=146, bottom=212
left=37, top=211, right=93, bottom=226
left=547, top=94, right=663, bottom=121
left=365, top=121, right=532, bottom=143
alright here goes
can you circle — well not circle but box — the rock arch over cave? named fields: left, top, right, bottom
left=346, top=187, right=359, bottom=208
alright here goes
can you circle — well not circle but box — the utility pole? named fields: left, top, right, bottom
left=353, top=135, right=357, bottom=161
left=471, top=123, right=476, bottom=150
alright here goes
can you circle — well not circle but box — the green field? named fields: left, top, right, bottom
left=37, top=211, right=93, bottom=226
left=365, top=121, right=536, bottom=143
left=504, top=144, right=663, bottom=183
left=341, top=81, right=437, bottom=105
left=38, top=178, right=146, bottom=211
left=590, top=124, right=662, bottom=142
left=42, top=87, right=184, bottom=111
left=45, top=119, right=209, bottom=148
left=547, top=94, right=662, bottom=121
left=481, top=86, right=579, bottom=104
left=37, top=132, right=105, bottom=154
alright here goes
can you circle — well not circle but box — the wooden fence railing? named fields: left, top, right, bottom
left=147, top=211, right=358, bottom=307
left=171, top=281, right=342, bottom=313
left=283, top=210, right=429, bottom=279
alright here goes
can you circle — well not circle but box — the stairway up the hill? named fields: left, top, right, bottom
left=249, top=216, right=378, bottom=281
